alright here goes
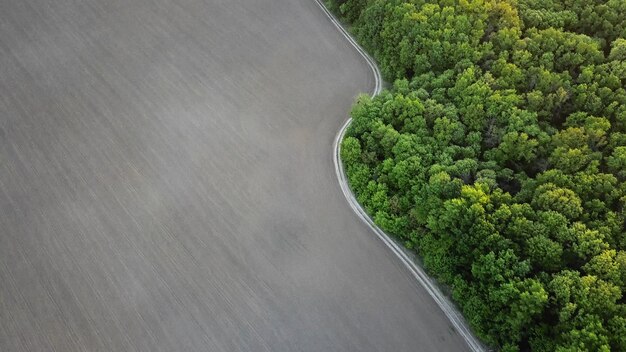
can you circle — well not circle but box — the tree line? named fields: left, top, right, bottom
left=329, top=0, right=626, bottom=350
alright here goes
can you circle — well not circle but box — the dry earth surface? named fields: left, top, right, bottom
left=0, top=0, right=469, bottom=351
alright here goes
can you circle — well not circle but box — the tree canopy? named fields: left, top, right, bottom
left=332, top=0, right=626, bottom=350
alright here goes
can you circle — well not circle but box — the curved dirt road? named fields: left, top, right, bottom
left=0, top=0, right=470, bottom=351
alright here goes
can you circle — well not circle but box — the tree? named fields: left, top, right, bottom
left=532, top=183, right=583, bottom=220
left=607, top=146, right=626, bottom=180
left=334, top=0, right=626, bottom=348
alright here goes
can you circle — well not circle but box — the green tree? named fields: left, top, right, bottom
left=334, top=0, right=626, bottom=348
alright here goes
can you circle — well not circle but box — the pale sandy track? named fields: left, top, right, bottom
left=316, top=2, right=484, bottom=351
left=0, top=0, right=469, bottom=350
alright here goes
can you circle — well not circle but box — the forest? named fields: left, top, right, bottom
left=329, top=0, right=626, bottom=350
